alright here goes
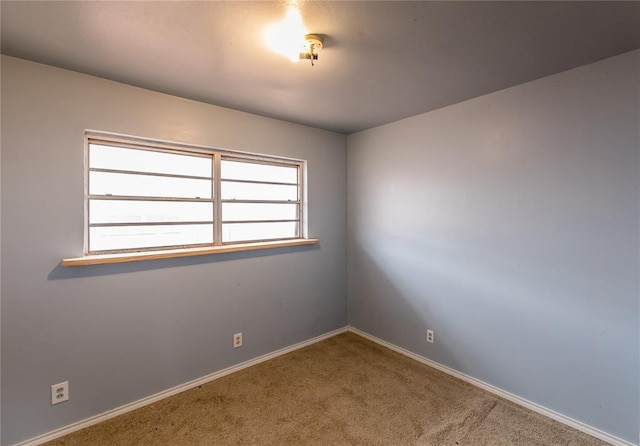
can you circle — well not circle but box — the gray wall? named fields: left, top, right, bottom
left=3, top=49, right=639, bottom=445
left=347, top=50, right=639, bottom=443
left=1, top=56, right=347, bottom=445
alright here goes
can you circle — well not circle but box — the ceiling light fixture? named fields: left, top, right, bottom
left=264, top=7, right=325, bottom=67
left=299, top=34, right=323, bottom=67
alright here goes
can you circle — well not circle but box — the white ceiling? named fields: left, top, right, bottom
left=2, top=1, right=639, bottom=134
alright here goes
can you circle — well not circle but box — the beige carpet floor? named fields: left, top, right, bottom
left=44, top=332, right=608, bottom=446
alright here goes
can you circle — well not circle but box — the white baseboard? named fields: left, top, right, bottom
left=348, top=326, right=637, bottom=446
left=14, top=327, right=348, bottom=446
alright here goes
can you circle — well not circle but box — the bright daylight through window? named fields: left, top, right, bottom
left=85, top=135, right=305, bottom=255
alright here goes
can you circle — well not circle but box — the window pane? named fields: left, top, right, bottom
left=90, top=224, right=213, bottom=252
left=222, top=222, right=298, bottom=243
left=90, top=144, right=212, bottom=177
left=90, top=171, right=212, bottom=199
left=222, top=160, right=297, bottom=184
left=221, top=181, right=297, bottom=201
left=90, top=200, right=213, bottom=224
left=222, top=203, right=298, bottom=222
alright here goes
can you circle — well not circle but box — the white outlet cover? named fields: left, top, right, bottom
left=233, top=332, right=243, bottom=348
left=51, top=381, right=69, bottom=405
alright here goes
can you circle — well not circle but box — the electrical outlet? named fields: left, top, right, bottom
left=51, top=381, right=69, bottom=405
left=427, top=329, right=434, bottom=344
left=233, top=332, right=243, bottom=349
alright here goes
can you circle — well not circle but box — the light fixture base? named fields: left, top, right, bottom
left=304, top=34, right=323, bottom=51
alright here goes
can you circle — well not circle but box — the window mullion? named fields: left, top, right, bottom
left=297, top=164, right=303, bottom=238
left=214, top=153, right=222, bottom=246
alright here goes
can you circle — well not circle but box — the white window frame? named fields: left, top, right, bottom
left=62, top=131, right=316, bottom=266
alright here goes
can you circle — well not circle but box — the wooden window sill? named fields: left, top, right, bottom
left=62, top=238, right=320, bottom=266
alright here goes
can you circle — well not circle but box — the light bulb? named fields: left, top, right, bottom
left=264, top=7, right=308, bottom=62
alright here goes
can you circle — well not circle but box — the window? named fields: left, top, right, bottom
left=85, top=134, right=305, bottom=255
